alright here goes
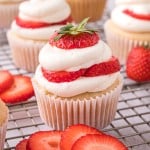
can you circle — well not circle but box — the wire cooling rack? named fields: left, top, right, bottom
left=0, top=2, right=150, bottom=149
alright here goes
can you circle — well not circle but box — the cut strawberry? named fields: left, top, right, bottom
left=60, top=124, right=103, bottom=150
left=0, top=75, right=34, bottom=104
left=42, top=67, right=86, bottom=83
left=71, top=134, right=128, bottom=150
left=15, top=139, right=28, bottom=150
left=50, top=32, right=99, bottom=49
left=84, top=57, right=120, bottom=77
left=16, top=15, right=72, bottom=29
left=26, top=131, right=62, bottom=150
left=0, top=70, right=14, bottom=93
left=123, top=9, right=150, bottom=20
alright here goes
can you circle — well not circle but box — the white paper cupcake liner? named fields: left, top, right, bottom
left=0, top=3, right=20, bottom=28
left=104, top=21, right=150, bottom=64
left=0, top=116, right=8, bottom=150
left=32, top=75, right=123, bottom=130
left=7, top=31, right=47, bottom=72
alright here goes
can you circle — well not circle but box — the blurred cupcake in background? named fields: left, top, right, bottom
left=66, top=0, right=107, bottom=23
left=7, top=0, right=72, bottom=72
left=104, top=3, right=150, bottom=64
left=115, top=0, right=150, bottom=5
left=0, top=0, right=24, bottom=28
left=0, top=99, right=8, bottom=150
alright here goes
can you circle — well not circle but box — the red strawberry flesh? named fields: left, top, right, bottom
left=15, top=139, right=28, bottom=150
left=60, top=124, right=103, bottom=150
left=0, top=75, right=34, bottom=103
left=71, top=134, right=128, bottom=150
left=0, top=70, right=14, bottom=93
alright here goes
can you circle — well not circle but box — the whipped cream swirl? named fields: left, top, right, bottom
left=115, top=0, right=150, bottom=5
left=111, top=4, right=150, bottom=32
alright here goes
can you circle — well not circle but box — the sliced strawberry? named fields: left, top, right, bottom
left=15, top=139, right=28, bottom=150
left=16, top=15, right=72, bottom=29
left=42, top=67, right=86, bottom=83
left=26, top=131, right=62, bottom=150
left=0, top=75, right=34, bottom=104
left=49, top=32, right=99, bottom=49
left=123, top=9, right=150, bottom=20
left=60, top=124, right=103, bottom=150
left=0, top=70, right=14, bottom=93
left=84, top=57, right=120, bottom=77
left=71, top=134, right=128, bottom=150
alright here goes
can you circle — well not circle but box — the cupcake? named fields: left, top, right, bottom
left=115, top=0, right=150, bottom=5
left=32, top=18, right=123, bottom=130
left=66, top=0, right=107, bottom=23
left=7, top=0, right=72, bottom=72
left=0, top=0, right=24, bottom=28
left=104, top=4, right=150, bottom=64
left=0, top=99, right=8, bottom=150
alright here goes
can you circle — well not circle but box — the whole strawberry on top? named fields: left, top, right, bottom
left=126, top=45, right=150, bottom=82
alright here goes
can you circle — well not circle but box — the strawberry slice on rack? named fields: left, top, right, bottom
left=26, top=131, right=62, bottom=150
left=71, top=134, right=128, bottom=150
left=60, top=124, right=103, bottom=150
left=15, top=139, right=28, bottom=150
left=0, top=75, right=34, bottom=104
left=0, top=70, right=14, bottom=93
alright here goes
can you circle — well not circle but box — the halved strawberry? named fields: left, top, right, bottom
left=60, top=124, right=103, bottom=150
left=0, top=70, right=14, bottom=93
left=123, top=9, right=150, bottom=20
left=26, top=131, right=62, bottom=150
left=0, top=75, right=34, bottom=104
left=15, top=139, right=28, bottom=150
left=84, top=57, right=120, bottom=77
left=42, top=67, right=86, bottom=83
left=16, top=15, right=72, bottom=29
left=71, top=134, right=128, bottom=150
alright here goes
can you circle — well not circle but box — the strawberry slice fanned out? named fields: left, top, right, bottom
left=60, top=124, right=103, bottom=150
left=15, top=139, right=28, bottom=150
left=71, top=134, right=128, bottom=150
left=26, top=131, right=62, bottom=150
left=0, top=70, right=14, bottom=93
left=0, top=75, right=34, bottom=104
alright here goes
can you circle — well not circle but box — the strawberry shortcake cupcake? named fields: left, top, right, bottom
left=0, top=0, right=24, bottom=28
left=7, top=0, right=72, bottom=72
left=32, top=18, right=123, bottom=130
left=104, top=3, right=150, bottom=63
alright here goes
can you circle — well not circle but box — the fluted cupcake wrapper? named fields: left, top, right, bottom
left=104, top=21, right=150, bottom=64
left=32, top=75, right=123, bottom=130
left=7, top=31, right=47, bottom=72
left=0, top=3, right=20, bottom=28
left=0, top=118, right=8, bottom=150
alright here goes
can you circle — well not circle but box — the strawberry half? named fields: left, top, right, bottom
left=49, top=18, right=99, bottom=49
left=0, top=75, right=34, bottom=103
left=0, top=70, right=14, bottom=93
left=15, top=139, right=28, bottom=150
left=126, top=46, right=150, bottom=82
left=16, top=15, right=72, bottom=29
left=26, top=131, right=62, bottom=150
left=42, top=67, right=86, bottom=83
left=60, top=124, right=103, bottom=150
left=71, top=134, right=128, bottom=150
left=123, top=9, right=150, bottom=20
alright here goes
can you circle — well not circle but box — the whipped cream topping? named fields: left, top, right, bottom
left=111, top=4, right=150, bottom=32
left=35, top=66, right=120, bottom=97
left=115, top=0, right=150, bottom=5
left=19, top=0, right=71, bottom=23
left=39, top=41, right=112, bottom=71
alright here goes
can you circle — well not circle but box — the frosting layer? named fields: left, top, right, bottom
left=115, top=0, right=150, bottom=5
left=111, top=4, right=150, bottom=32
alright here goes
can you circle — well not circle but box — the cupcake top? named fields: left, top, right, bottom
left=10, top=0, right=72, bottom=40
left=35, top=18, right=121, bottom=97
left=115, top=0, right=150, bottom=5
left=111, top=4, right=150, bottom=32
left=0, top=99, right=8, bottom=126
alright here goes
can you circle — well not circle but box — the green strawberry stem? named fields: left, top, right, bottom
left=54, top=18, right=98, bottom=41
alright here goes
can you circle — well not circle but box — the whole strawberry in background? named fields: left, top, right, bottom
left=126, top=45, right=150, bottom=82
